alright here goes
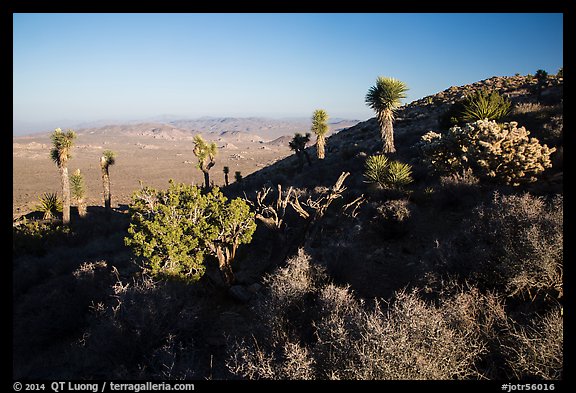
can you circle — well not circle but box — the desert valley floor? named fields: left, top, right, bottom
left=13, top=126, right=312, bottom=219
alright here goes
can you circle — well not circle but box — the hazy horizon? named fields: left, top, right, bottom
left=12, top=114, right=365, bottom=137
left=13, top=13, right=563, bottom=136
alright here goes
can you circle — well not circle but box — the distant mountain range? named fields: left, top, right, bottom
left=15, top=117, right=362, bottom=142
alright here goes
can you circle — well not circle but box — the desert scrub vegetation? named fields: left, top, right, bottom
left=419, top=119, right=556, bottom=186
left=433, top=192, right=562, bottom=300
left=72, top=272, right=205, bottom=379
left=13, top=219, right=71, bottom=257
left=503, top=307, right=563, bottom=379
left=472, top=192, right=563, bottom=299
left=372, top=198, right=414, bottom=239
left=226, top=249, right=512, bottom=380
left=125, top=180, right=256, bottom=285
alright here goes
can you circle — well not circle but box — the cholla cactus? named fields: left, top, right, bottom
left=419, top=119, right=556, bottom=186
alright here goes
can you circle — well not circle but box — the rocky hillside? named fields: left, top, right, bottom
left=237, top=73, right=563, bottom=193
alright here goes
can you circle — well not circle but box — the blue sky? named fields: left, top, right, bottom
left=13, top=13, right=563, bottom=134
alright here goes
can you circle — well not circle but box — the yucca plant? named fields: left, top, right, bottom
left=364, top=154, right=413, bottom=190
left=384, top=161, right=414, bottom=188
left=364, top=154, right=390, bottom=186
left=36, top=192, right=63, bottom=220
left=460, top=89, right=511, bottom=123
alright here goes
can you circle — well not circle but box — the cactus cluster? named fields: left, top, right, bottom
left=420, top=119, right=556, bottom=186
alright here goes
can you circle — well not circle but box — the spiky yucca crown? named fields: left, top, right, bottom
left=102, top=150, right=116, bottom=166
left=289, top=132, right=311, bottom=151
left=50, top=128, right=77, bottom=166
left=311, top=109, right=329, bottom=137
left=365, top=77, right=409, bottom=114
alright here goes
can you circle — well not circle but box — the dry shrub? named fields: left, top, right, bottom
left=228, top=250, right=494, bottom=380
left=348, top=289, right=485, bottom=380
left=313, top=284, right=364, bottom=379
left=77, top=275, right=201, bottom=379
left=435, top=192, right=563, bottom=300
left=228, top=338, right=315, bottom=380
left=512, top=102, right=545, bottom=115
left=504, top=308, right=563, bottom=380
left=542, top=115, right=563, bottom=144
left=473, top=192, right=563, bottom=299
left=258, top=248, right=326, bottom=341
left=372, top=198, right=413, bottom=239
left=229, top=250, right=562, bottom=380
left=227, top=249, right=324, bottom=380
left=435, top=169, right=482, bottom=209
left=377, top=198, right=411, bottom=222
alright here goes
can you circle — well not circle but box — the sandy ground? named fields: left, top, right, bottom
left=13, top=132, right=292, bottom=219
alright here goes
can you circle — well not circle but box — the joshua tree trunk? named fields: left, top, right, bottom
left=303, top=150, right=312, bottom=167
left=203, top=170, right=210, bottom=190
left=295, top=152, right=304, bottom=173
left=379, top=110, right=396, bottom=153
left=317, top=135, right=326, bottom=159
left=60, top=166, right=71, bottom=224
left=101, top=159, right=111, bottom=212
left=224, top=173, right=229, bottom=186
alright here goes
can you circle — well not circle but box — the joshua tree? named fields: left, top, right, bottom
left=70, top=168, right=87, bottom=217
left=535, top=69, right=549, bottom=99
left=101, top=150, right=116, bottom=212
left=535, top=69, right=548, bottom=83
left=311, top=109, right=329, bottom=159
left=365, top=76, right=409, bottom=153
left=193, top=135, right=218, bottom=189
left=50, top=128, right=76, bottom=224
left=289, top=132, right=312, bottom=172
left=223, top=166, right=230, bottom=186
left=235, top=171, right=243, bottom=183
